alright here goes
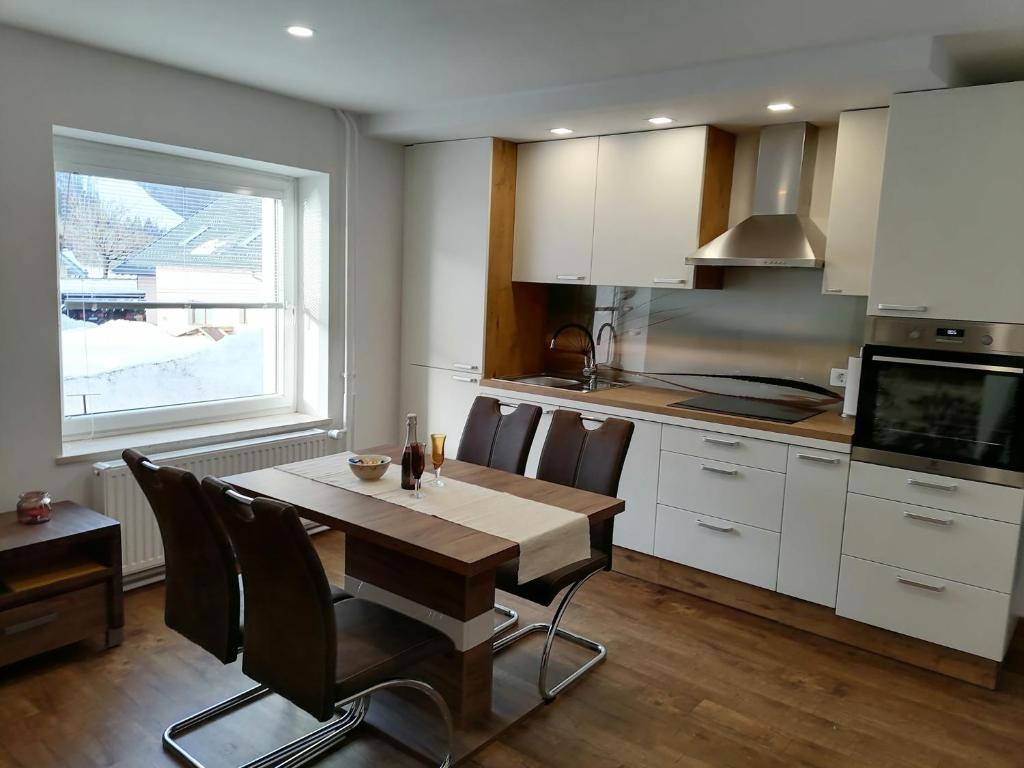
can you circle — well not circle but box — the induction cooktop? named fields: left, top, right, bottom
left=668, top=393, right=823, bottom=424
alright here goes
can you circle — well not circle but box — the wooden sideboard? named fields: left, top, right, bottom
left=0, top=501, right=123, bottom=667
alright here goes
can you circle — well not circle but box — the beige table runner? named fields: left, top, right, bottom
left=275, top=453, right=591, bottom=584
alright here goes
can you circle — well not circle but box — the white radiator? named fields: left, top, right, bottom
left=93, top=428, right=338, bottom=586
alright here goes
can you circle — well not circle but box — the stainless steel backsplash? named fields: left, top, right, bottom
left=545, top=269, right=867, bottom=389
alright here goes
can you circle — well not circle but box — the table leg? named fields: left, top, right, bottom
left=343, top=538, right=495, bottom=725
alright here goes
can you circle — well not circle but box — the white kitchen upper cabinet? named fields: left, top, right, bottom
left=822, top=108, right=888, bottom=297
left=512, top=138, right=599, bottom=285
left=398, top=364, right=480, bottom=458
left=869, top=82, right=1024, bottom=322
left=402, top=139, right=492, bottom=371
left=591, top=127, right=708, bottom=289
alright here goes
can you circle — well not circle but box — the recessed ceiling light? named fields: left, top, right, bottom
left=286, top=25, right=314, bottom=38
left=767, top=102, right=795, bottom=112
left=648, top=116, right=674, bottom=125
left=550, top=127, right=573, bottom=135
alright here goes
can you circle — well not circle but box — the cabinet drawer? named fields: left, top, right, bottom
left=662, top=425, right=787, bottom=472
left=849, top=462, right=1024, bottom=524
left=836, top=556, right=1011, bottom=660
left=658, top=451, right=785, bottom=531
left=0, top=585, right=107, bottom=667
left=654, top=505, right=780, bottom=590
left=842, top=493, right=1019, bottom=593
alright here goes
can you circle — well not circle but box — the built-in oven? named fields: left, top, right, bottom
left=852, top=317, right=1024, bottom=487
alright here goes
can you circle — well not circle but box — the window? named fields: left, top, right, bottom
left=55, top=137, right=300, bottom=438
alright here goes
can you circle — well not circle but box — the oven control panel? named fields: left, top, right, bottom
left=866, top=316, right=1024, bottom=355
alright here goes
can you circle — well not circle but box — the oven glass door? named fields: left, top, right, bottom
left=855, top=346, right=1024, bottom=472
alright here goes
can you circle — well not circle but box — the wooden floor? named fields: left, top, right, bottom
left=3, top=531, right=1024, bottom=767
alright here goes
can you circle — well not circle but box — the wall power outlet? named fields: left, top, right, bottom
left=830, top=368, right=849, bottom=387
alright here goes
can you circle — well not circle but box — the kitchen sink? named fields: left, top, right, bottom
left=503, top=374, right=630, bottom=393
left=512, top=375, right=582, bottom=388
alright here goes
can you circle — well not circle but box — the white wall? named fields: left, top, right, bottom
left=351, top=135, right=404, bottom=447
left=0, top=24, right=403, bottom=504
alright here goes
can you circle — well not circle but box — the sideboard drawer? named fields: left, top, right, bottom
left=654, top=504, right=780, bottom=590
left=843, top=493, right=1019, bottom=593
left=661, top=425, right=787, bottom=472
left=658, top=451, right=785, bottom=531
left=0, top=584, right=107, bottom=667
left=849, top=462, right=1024, bottom=524
left=836, top=555, right=1012, bottom=660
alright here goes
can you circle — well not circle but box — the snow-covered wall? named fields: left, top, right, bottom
left=0, top=23, right=403, bottom=504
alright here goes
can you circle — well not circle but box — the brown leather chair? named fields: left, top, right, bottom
left=203, top=477, right=455, bottom=768
left=457, top=397, right=543, bottom=633
left=123, top=449, right=350, bottom=767
left=492, top=410, right=634, bottom=701
left=457, top=396, right=542, bottom=475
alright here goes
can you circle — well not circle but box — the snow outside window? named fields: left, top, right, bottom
left=55, top=137, right=299, bottom=439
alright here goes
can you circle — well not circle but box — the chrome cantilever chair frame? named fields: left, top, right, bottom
left=492, top=569, right=606, bottom=701
left=493, top=602, right=519, bottom=634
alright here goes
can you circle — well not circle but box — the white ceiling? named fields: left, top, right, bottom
left=2, top=0, right=1024, bottom=142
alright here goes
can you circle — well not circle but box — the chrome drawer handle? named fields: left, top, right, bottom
left=796, top=453, right=840, bottom=465
left=452, top=362, right=479, bottom=371
left=653, top=277, right=687, bottom=284
left=825, top=288, right=843, bottom=293
left=697, top=519, right=735, bottom=533
left=555, top=274, right=586, bottom=281
left=702, top=436, right=739, bottom=447
left=877, top=303, right=928, bottom=312
left=897, top=574, right=946, bottom=593
left=581, top=415, right=607, bottom=424
left=903, top=510, right=954, bottom=526
left=3, top=613, right=58, bottom=636
left=907, top=478, right=958, bottom=493
left=452, top=375, right=479, bottom=383
left=700, top=464, right=738, bottom=476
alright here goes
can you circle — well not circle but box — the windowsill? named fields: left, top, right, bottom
left=58, top=413, right=335, bottom=465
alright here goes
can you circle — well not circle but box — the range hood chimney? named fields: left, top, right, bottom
left=687, top=122, right=825, bottom=268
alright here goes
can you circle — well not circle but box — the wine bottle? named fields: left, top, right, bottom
left=401, top=413, right=419, bottom=490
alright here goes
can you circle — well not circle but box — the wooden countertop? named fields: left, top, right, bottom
left=482, top=379, right=855, bottom=444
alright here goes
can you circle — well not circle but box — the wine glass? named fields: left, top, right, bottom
left=430, top=433, right=446, bottom=487
left=411, top=442, right=426, bottom=499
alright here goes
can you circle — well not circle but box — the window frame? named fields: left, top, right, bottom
left=54, top=137, right=302, bottom=440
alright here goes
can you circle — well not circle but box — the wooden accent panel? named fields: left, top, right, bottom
left=484, top=138, right=550, bottom=379
left=345, top=537, right=495, bottom=621
left=482, top=378, right=854, bottom=444
left=0, top=584, right=107, bottom=667
left=613, top=546, right=1000, bottom=689
left=690, top=126, right=736, bottom=290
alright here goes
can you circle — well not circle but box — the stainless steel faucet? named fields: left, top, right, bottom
left=596, top=322, right=616, bottom=365
left=550, top=323, right=598, bottom=390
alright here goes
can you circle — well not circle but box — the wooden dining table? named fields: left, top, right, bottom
left=221, top=444, right=623, bottom=754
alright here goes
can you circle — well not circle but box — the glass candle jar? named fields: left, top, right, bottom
left=17, top=491, right=51, bottom=525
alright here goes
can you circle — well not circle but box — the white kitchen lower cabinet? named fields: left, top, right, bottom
left=608, top=417, right=661, bottom=554
left=398, top=364, right=480, bottom=458
left=776, top=446, right=850, bottom=608
left=654, top=504, right=780, bottom=590
left=657, top=450, right=785, bottom=531
left=836, top=555, right=1013, bottom=661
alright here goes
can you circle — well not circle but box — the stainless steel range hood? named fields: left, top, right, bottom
left=687, top=122, right=824, bottom=268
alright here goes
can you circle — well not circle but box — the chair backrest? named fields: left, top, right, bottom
left=457, top=396, right=542, bottom=475
left=202, top=478, right=337, bottom=721
left=123, top=449, right=240, bottom=663
left=536, top=410, right=635, bottom=558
